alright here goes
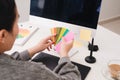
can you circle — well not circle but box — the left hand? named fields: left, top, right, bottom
left=28, top=34, right=56, bottom=57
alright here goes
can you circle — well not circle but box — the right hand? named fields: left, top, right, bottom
left=59, top=37, right=74, bottom=57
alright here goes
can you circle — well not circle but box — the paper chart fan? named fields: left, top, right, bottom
left=51, top=27, right=74, bottom=52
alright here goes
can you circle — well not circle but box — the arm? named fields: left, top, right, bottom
left=11, top=36, right=81, bottom=80
left=53, top=37, right=81, bottom=80
left=11, top=51, right=81, bottom=80
left=11, top=35, right=55, bottom=60
left=53, top=57, right=81, bottom=80
left=11, top=50, right=31, bottom=61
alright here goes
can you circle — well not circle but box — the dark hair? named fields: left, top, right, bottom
left=0, top=0, right=16, bottom=32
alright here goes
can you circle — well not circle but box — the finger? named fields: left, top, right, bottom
left=50, top=34, right=57, bottom=43
left=47, top=41, right=53, bottom=49
left=50, top=44, right=52, bottom=49
left=68, top=39, right=74, bottom=46
left=51, top=34, right=56, bottom=43
left=47, top=41, right=53, bottom=47
left=68, top=39, right=74, bottom=44
left=45, top=34, right=57, bottom=42
left=62, top=37, right=66, bottom=43
left=47, top=47, right=50, bottom=51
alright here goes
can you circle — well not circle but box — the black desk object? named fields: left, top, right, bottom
left=32, top=52, right=91, bottom=80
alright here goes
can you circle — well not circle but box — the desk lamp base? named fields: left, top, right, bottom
left=85, top=56, right=96, bottom=63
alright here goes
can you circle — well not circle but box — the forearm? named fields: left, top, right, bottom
left=54, top=57, right=81, bottom=80
left=11, top=50, right=31, bottom=61
left=27, top=46, right=40, bottom=58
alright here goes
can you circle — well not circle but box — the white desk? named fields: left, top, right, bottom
left=6, top=16, right=120, bottom=80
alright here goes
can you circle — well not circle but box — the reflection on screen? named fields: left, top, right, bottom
left=30, top=0, right=102, bottom=29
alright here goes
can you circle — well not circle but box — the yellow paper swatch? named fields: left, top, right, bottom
left=73, top=40, right=83, bottom=48
left=80, top=29, right=91, bottom=41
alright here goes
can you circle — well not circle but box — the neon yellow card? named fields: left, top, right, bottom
left=56, top=28, right=68, bottom=44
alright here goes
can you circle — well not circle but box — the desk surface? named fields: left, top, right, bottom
left=6, top=16, right=120, bottom=80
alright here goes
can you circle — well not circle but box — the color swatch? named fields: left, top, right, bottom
left=16, top=28, right=30, bottom=39
left=80, top=29, right=91, bottom=41
left=15, top=23, right=38, bottom=45
left=50, top=27, right=74, bottom=52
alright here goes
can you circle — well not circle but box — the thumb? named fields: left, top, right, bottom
left=62, top=37, right=66, bottom=43
left=47, top=41, right=53, bottom=46
left=68, top=39, right=74, bottom=46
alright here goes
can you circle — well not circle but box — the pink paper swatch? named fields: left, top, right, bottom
left=55, top=31, right=74, bottom=52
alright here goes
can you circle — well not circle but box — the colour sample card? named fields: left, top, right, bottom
left=15, top=23, right=38, bottom=45
left=73, top=40, right=83, bottom=48
left=50, top=28, right=57, bottom=43
left=80, top=29, right=91, bottom=41
left=50, top=27, right=74, bottom=52
left=17, top=28, right=30, bottom=39
left=56, top=28, right=69, bottom=44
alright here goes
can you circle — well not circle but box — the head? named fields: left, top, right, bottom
left=0, top=0, right=19, bottom=53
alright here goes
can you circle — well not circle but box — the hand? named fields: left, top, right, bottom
left=35, top=35, right=55, bottom=51
left=60, top=37, right=74, bottom=57
left=28, top=34, right=56, bottom=57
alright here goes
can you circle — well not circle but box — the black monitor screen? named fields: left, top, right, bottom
left=30, top=0, right=102, bottom=29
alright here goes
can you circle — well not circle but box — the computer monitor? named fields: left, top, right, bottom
left=30, top=0, right=102, bottom=40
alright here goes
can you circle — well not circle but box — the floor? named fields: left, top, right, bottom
left=99, top=18, right=120, bottom=35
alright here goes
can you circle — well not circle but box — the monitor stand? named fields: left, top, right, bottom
left=85, top=38, right=99, bottom=63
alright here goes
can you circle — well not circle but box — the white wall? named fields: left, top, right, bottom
left=99, top=0, right=120, bottom=21
left=15, top=0, right=30, bottom=22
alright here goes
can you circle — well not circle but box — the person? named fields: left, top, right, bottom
left=0, top=0, right=81, bottom=80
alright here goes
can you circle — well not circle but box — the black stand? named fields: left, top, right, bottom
left=85, top=38, right=99, bottom=63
